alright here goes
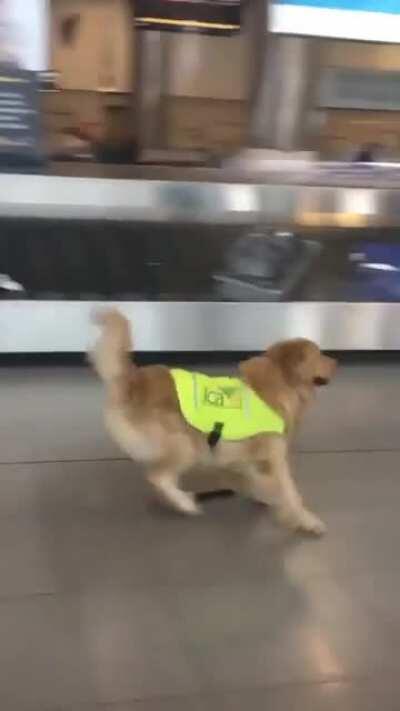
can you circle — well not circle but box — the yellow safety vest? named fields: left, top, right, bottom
left=170, top=368, right=285, bottom=441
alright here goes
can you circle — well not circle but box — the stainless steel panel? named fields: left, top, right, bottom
left=251, top=35, right=319, bottom=151
left=246, top=0, right=269, bottom=146
left=246, top=2, right=320, bottom=150
left=44, top=161, right=400, bottom=188
left=135, top=30, right=168, bottom=153
left=0, top=301, right=399, bottom=352
left=0, top=174, right=291, bottom=223
left=3, top=170, right=400, bottom=226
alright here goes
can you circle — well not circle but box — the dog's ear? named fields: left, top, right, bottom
left=240, top=353, right=299, bottom=427
left=239, top=355, right=283, bottom=398
left=269, top=341, right=310, bottom=385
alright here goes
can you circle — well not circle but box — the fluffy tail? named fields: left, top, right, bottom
left=90, top=308, right=134, bottom=388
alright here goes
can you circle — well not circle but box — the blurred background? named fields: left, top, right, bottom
left=3, top=5, right=400, bottom=711
left=40, top=0, right=400, bottom=162
left=2, top=0, right=400, bottom=351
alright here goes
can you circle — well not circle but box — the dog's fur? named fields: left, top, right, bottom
left=90, top=309, right=336, bottom=535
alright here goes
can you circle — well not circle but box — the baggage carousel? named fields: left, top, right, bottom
left=2, top=162, right=400, bottom=352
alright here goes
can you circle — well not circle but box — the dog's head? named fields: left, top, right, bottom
left=240, top=339, right=336, bottom=425
left=265, top=339, right=336, bottom=389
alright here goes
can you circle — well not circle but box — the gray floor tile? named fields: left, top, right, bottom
left=269, top=509, right=400, bottom=583
left=168, top=575, right=400, bottom=691
left=49, top=516, right=168, bottom=590
left=98, top=699, right=203, bottom=711
left=295, top=450, right=400, bottom=514
left=0, top=459, right=149, bottom=519
left=296, top=361, right=400, bottom=452
left=80, top=588, right=206, bottom=702
left=43, top=678, right=400, bottom=711
left=278, top=450, right=400, bottom=579
left=0, top=595, right=95, bottom=709
left=1, top=360, right=400, bottom=710
left=190, top=679, right=400, bottom=711
left=1, top=450, right=400, bottom=596
left=0, top=517, right=59, bottom=597
left=0, top=367, right=118, bottom=463
left=334, top=569, right=400, bottom=627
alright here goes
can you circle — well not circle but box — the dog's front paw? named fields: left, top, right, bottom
left=297, top=509, right=326, bottom=536
left=278, top=506, right=326, bottom=536
left=176, top=492, right=203, bottom=516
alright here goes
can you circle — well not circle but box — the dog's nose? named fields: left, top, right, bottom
left=314, top=376, right=329, bottom=387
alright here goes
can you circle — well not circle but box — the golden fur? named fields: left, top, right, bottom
left=90, top=309, right=336, bottom=535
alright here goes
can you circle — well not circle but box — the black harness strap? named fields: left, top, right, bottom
left=201, top=421, right=234, bottom=500
left=207, top=421, right=224, bottom=449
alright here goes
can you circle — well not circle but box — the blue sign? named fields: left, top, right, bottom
left=0, top=64, right=43, bottom=169
left=272, top=0, right=400, bottom=41
left=278, top=0, right=400, bottom=11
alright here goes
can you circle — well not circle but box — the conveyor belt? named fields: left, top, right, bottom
left=0, top=219, right=322, bottom=302
left=0, top=218, right=400, bottom=351
left=1, top=168, right=400, bottom=352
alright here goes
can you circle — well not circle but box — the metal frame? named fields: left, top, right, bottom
left=1, top=301, right=399, bottom=353
left=1, top=170, right=400, bottom=226
left=2, top=168, right=400, bottom=352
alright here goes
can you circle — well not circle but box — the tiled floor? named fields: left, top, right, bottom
left=1, top=360, right=400, bottom=710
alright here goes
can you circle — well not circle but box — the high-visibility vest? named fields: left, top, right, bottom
left=170, top=368, right=285, bottom=441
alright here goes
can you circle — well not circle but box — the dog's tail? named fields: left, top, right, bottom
left=90, top=308, right=134, bottom=390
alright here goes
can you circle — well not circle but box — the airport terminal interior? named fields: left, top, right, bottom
left=3, top=0, right=400, bottom=709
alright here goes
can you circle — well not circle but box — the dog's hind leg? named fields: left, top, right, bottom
left=148, top=464, right=201, bottom=515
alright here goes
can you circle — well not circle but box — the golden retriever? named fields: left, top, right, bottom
left=90, top=309, right=336, bottom=535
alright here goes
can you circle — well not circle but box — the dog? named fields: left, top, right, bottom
left=90, top=309, right=336, bottom=535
